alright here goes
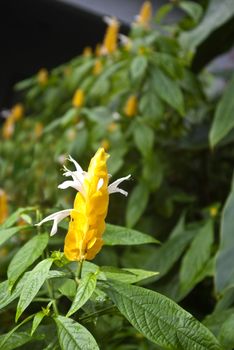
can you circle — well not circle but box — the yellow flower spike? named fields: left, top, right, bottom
left=136, top=1, right=152, bottom=27
left=72, top=89, right=85, bottom=108
left=0, top=189, right=8, bottom=224
left=102, top=17, right=119, bottom=54
left=36, top=149, right=131, bottom=261
left=101, top=139, right=110, bottom=151
left=11, top=104, right=24, bottom=121
left=93, top=60, right=103, bottom=75
left=2, top=116, right=15, bottom=140
left=34, top=122, right=44, bottom=139
left=124, top=95, right=138, bottom=117
left=82, top=46, right=92, bottom=57
left=38, top=68, right=48, bottom=86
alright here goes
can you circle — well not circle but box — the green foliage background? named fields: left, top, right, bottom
left=1, top=0, right=234, bottom=349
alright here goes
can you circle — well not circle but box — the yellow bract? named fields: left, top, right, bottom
left=124, top=95, right=138, bottom=117
left=0, top=189, right=8, bottom=224
left=137, top=1, right=152, bottom=27
left=103, top=18, right=119, bottom=54
left=72, top=89, right=85, bottom=108
left=64, top=148, right=109, bottom=261
left=82, top=46, right=92, bottom=57
left=11, top=104, right=24, bottom=121
left=93, top=60, right=103, bottom=75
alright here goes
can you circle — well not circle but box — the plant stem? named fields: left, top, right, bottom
left=79, top=305, right=116, bottom=322
left=46, top=279, right=59, bottom=315
left=77, top=260, right=84, bottom=279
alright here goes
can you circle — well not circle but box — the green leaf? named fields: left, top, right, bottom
left=155, top=3, right=173, bottom=23
left=0, top=226, right=29, bottom=247
left=139, top=91, right=164, bottom=124
left=133, top=120, right=154, bottom=157
left=31, top=311, right=46, bottom=336
left=101, top=266, right=158, bottom=284
left=126, top=182, right=150, bottom=228
left=151, top=53, right=184, bottom=80
left=68, top=61, right=94, bottom=90
left=66, top=273, right=97, bottom=317
left=179, top=1, right=203, bottom=23
left=0, top=274, right=29, bottom=310
left=59, top=279, right=77, bottom=298
left=130, top=56, right=148, bottom=83
left=16, top=258, right=53, bottom=321
left=0, top=207, right=35, bottom=229
left=218, top=312, right=234, bottom=348
left=180, top=0, right=234, bottom=51
left=215, top=178, right=234, bottom=293
left=8, top=233, right=49, bottom=290
left=0, top=332, right=33, bottom=350
left=54, top=315, right=99, bottom=350
left=209, top=75, right=234, bottom=147
left=151, top=68, right=185, bottom=115
left=180, top=220, right=214, bottom=293
left=104, top=223, right=159, bottom=245
left=105, top=280, right=222, bottom=349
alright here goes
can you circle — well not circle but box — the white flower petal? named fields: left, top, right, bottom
left=97, top=178, right=104, bottom=191
left=35, top=209, right=72, bottom=236
left=67, top=155, right=83, bottom=173
left=58, top=180, right=81, bottom=192
left=108, top=174, right=131, bottom=196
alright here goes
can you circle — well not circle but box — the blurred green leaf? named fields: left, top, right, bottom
left=126, top=182, right=150, bottom=228
left=209, top=75, right=234, bottom=147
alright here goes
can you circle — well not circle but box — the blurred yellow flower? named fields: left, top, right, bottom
left=93, top=60, right=103, bottom=75
left=38, top=68, right=48, bottom=86
left=124, top=95, right=138, bottom=117
left=136, top=1, right=152, bottom=27
left=82, top=46, right=92, bottom=57
left=11, top=104, right=24, bottom=121
left=0, top=189, right=8, bottom=224
left=2, top=116, right=15, bottom=139
left=95, top=43, right=101, bottom=56
left=102, top=17, right=119, bottom=54
left=34, top=122, right=44, bottom=139
left=72, top=89, right=85, bottom=108
left=36, top=148, right=130, bottom=261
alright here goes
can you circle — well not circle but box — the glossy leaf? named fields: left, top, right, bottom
left=215, top=179, right=234, bottom=293
left=0, top=226, right=29, bottom=247
left=209, top=75, right=234, bottom=147
left=55, top=316, right=99, bottom=350
left=105, top=280, right=222, bottom=349
left=16, top=259, right=53, bottom=321
left=104, top=224, right=159, bottom=245
left=130, top=55, right=148, bottom=83
left=126, top=182, right=150, bottom=228
left=133, top=120, right=154, bottom=157
left=8, top=233, right=49, bottom=290
left=66, top=273, right=97, bottom=317
left=180, top=220, right=213, bottom=293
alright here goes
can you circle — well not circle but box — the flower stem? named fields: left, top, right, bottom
left=77, top=259, right=84, bottom=279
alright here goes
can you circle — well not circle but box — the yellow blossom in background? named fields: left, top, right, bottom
left=0, top=189, right=8, bottom=224
left=101, top=139, right=110, bottom=151
left=2, top=116, right=15, bottom=140
left=124, top=95, right=138, bottom=117
left=136, top=1, right=152, bottom=27
left=93, top=60, right=103, bottom=75
left=95, top=43, right=101, bottom=56
left=36, top=148, right=130, bottom=261
left=38, top=68, right=48, bottom=86
left=72, top=89, right=85, bottom=108
left=11, top=104, right=24, bottom=121
left=102, top=17, right=119, bottom=54
left=210, top=207, right=218, bottom=217
left=34, top=122, right=44, bottom=139
left=82, top=46, right=92, bottom=57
